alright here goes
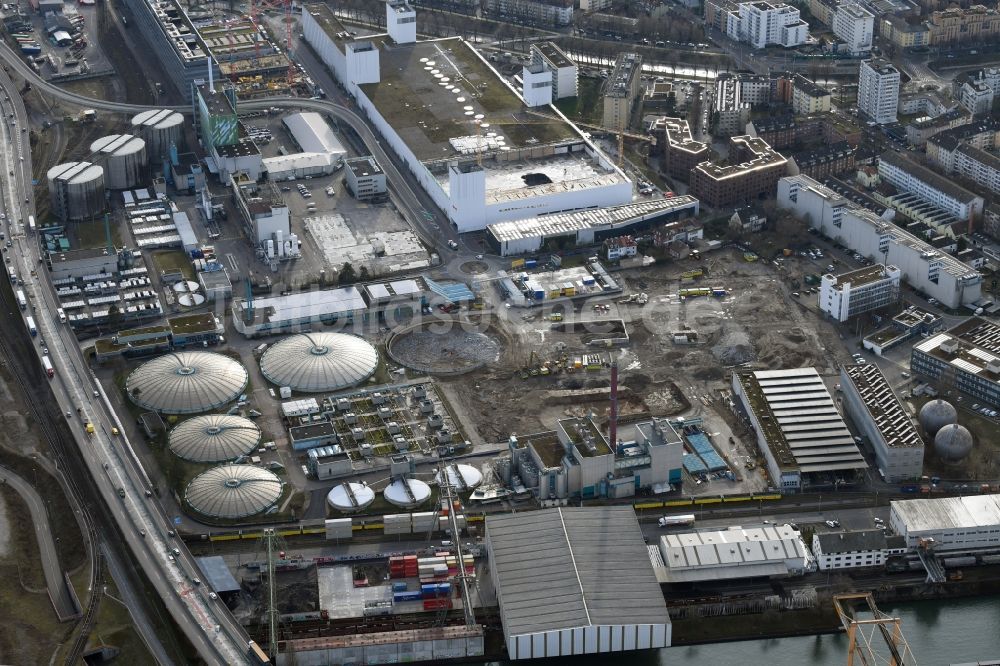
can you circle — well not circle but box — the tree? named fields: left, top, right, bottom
left=339, top=262, right=357, bottom=284
left=107, top=303, right=122, bottom=332
left=359, top=266, right=371, bottom=282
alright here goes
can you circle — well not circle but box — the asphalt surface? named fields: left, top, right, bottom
left=0, top=467, right=77, bottom=620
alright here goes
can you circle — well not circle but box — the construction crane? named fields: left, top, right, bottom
left=437, top=465, right=477, bottom=629
left=254, top=528, right=287, bottom=659
left=833, top=592, right=916, bottom=666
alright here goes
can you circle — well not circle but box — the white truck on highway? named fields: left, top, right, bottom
left=16, top=288, right=26, bottom=310
left=658, top=514, right=696, bottom=528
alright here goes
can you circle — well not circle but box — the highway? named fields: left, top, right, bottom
left=0, top=466, right=77, bottom=619
left=0, top=56, right=250, bottom=666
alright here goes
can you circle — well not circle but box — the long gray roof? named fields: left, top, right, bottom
left=486, top=506, right=670, bottom=638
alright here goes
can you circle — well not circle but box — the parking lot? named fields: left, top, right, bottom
left=2, top=4, right=114, bottom=81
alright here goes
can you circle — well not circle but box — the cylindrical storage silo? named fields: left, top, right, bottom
left=131, top=109, right=185, bottom=165
left=46, top=162, right=105, bottom=222
left=90, top=135, right=147, bottom=190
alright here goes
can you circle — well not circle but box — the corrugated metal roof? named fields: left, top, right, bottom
left=487, top=507, right=670, bottom=638
left=657, top=525, right=808, bottom=582
left=891, top=495, right=1000, bottom=533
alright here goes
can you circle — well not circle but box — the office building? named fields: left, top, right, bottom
left=858, top=59, right=899, bottom=125
left=301, top=3, right=630, bottom=233
left=812, top=530, right=906, bottom=570
left=839, top=363, right=924, bottom=482
left=911, top=317, right=1000, bottom=408
left=689, top=136, right=787, bottom=208
left=819, top=264, right=901, bottom=322
left=603, top=53, right=643, bottom=130
left=660, top=117, right=710, bottom=181
left=726, top=1, right=809, bottom=48
left=530, top=42, right=577, bottom=100
left=833, top=3, right=874, bottom=54
left=345, top=156, right=387, bottom=201
left=132, top=0, right=221, bottom=102
left=878, top=150, right=984, bottom=223
left=730, top=367, right=867, bottom=493
left=792, top=74, right=832, bottom=115
left=777, top=175, right=983, bottom=308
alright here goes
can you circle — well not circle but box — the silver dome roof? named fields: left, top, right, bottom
left=259, top=332, right=378, bottom=393
left=184, top=464, right=283, bottom=519
left=934, top=423, right=974, bottom=461
left=126, top=351, right=248, bottom=414
left=168, top=415, right=261, bottom=463
left=918, top=399, right=958, bottom=436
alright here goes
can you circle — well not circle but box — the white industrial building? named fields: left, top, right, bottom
left=819, top=264, right=901, bottom=322
left=345, top=156, right=387, bottom=201
left=656, top=524, right=812, bottom=582
left=233, top=286, right=369, bottom=337
left=264, top=112, right=348, bottom=181
left=777, top=175, right=983, bottom=309
left=811, top=530, right=906, bottom=570
left=486, top=197, right=699, bottom=256
left=731, top=367, right=867, bottom=493
left=530, top=42, right=578, bottom=100
left=839, top=363, right=924, bottom=483
left=833, top=3, right=874, bottom=54
left=486, top=507, right=671, bottom=660
left=229, top=177, right=291, bottom=247
left=890, top=494, right=1000, bottom=552
left=301, top=3, right=631, bottom=232
left=726, top=1, right=809, bottom=48
left=878, top=151, right=984, bottom=223
left=858, top=59, right=899, bottom=125
left=910, top=317, right=1000, bottom=409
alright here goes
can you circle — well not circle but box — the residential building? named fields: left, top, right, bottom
left=833, top=3, right=875, bottom=54
left=953, top=143, right=1000, bottom=197
left=839, top=363, right=924, bottom=482
left=926, top=119, right=1000, bottom=173
left=812, top=530, right=906, bottom=570
left=985, top=204, right=1000, bottom=241
left=878, top=150, right=984, bottom=222
left=344, top=156, right=387, bottom=201
left=580, top=0, right=613, bottom=10
left=905, top=108, right=970, bottom=148
left=748, top=113, right=861, bottom=149
left=898, top=91, right=952, bottom=119
left=714, top=74, right=751, bottom=136
left=788, top=142, right=856, bottom=180
left=484, top=0, right=574, bottom=26
left=807, top=0, right=838, bottom=26
left=705, top=0, right=738, bottom=31
left=689, top=136, right=787, bottom=208
left=792, top=74, right=832, bottom=115
left=726, top=1, right=809, bottom=48
left=777, top=175, right=983, bottom=308
left=858, top=59, right=899, bottom=125
left=880, top=15, right=929, bottom=50
left=926, top=5, right=1000, bottom=47
left=603, top=53, right=643, bottom=130
left=730, top=367, right=867, bottom=493
left=960, top=80, right=994, bottom=117
left=660, top=117, right=710, bottom=181
left=530, top=42, right=577, bottom=100
left=730, top=206, right=767, bottom=233
left=911, top=317, right=1000, bottom=408
left=819, top=264, right=901, bottom=322
left=604, top=236, right=638, bottom=261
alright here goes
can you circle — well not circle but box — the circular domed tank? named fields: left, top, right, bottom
left=184, top=464, right=283, bottom=519
left=919, top=399, right=958, bottom=436
left=259, top=332, right=378, bottom=393
left=435, top=464, right=483, bottom=492
left=934, top=423, right=974, bottom=462
left=383, top=478, right=431, bottom=509
left=168, top=414, right=261, bottom=463
left=90, top=134, right=147, bottom=190
left=125, top=351, right=249, bottom=414
left=131, top=109, right=184, bottom=164
left=327, top=482, right=376, bottom=513
left=47, top=162, right=105, bottom=222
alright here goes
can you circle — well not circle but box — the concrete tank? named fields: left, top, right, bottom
left=131, top=109, right=184, bottom=164
left=90, top=135, right=147, bottom=190
left=46, top=162, right=105, bottom=222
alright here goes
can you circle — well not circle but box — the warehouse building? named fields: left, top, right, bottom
left=819, top=264, right=901, bottom=322
left=656, top=524, right=812, bottom=582
left=486, top=197, right=700, bottom=256
left=911, top=317, right=1000, bottom=408
left=232, top=286, right=369, bottom=337
left=486, top=507, right=671, bottom=660
left=777, top=175, right=983, bottom=309
left=811, top=529, right=906, bottom=570
left=301, top=3, right=630, bottom=232
left=890, top=494, right=1000, bottom=552
left=263, top=112, right=347, bottom=180
left=839, top=364, right=924, bottom=482
left=731, top=367, right=867, bottom=493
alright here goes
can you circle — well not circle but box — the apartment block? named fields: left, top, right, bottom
left=689, top=136, right=787, bottom=208
left=833, top=3, right=874, bottom=54
left=788, top=141, right=856, bottom=180
left=726, top=1, right=809, bottom=48
left=792, top=74, right=832, bottom=115
left=603, top=52, right=642, bottom=130
left=484, top=0, right=574, bottom=26
left=878, top=150, right=984, bottom=222
left=926, top=5, right=1000, bottom=46
left=858, top=59, right=899, bottom=125
left=819, top=264, right=901, bottom=322
left=660, top=117, right=710, bottom=182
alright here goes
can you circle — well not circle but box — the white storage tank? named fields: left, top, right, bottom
left=327, top=482, right=375, bottom=513
left=91, top=135, right=147, bottom=190
left=46, top=162, right=105, bottom=222
left=131, top=109, right=184, bottom=164
left=383, top=478, right=431, bottom=509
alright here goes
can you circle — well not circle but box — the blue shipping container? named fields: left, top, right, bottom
left=393, top=591, right=422, bottom=602
left=525, top=260, right=537, bottom=268
left=392, top=582, right=408, bottom=592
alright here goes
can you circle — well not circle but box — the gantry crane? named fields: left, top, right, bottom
left=833, top=592, right=916, bottom=666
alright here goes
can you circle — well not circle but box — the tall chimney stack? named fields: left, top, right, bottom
left=609, top=359, right=618, bottom=452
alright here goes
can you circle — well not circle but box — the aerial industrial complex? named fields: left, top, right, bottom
left=3, top=0, right=1000, bottom=663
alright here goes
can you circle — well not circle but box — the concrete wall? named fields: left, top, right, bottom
left=507, top=623, right=669, bottom=660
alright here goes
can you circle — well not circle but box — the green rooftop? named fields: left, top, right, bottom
left=169, top=312, right=219, bottom=335
left=524, top=431, right=566, bottom=469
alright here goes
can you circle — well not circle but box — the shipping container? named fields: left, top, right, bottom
left=25, top=316, right=36, bottom=337
left=524, top=259, right=537, bottom=269
left=392, top=582, right=408, bottom=592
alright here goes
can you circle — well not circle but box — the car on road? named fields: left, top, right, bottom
left=475, top=254, right=484, bottom=260
left=208, top=592, right=218, bottom=600
left=825, top=520, right=840, bottom=528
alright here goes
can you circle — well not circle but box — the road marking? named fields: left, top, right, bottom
left=226, top=253, right=239, bottom=273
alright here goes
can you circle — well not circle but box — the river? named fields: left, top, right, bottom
left=482, top=597, right=1000, bottom=665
